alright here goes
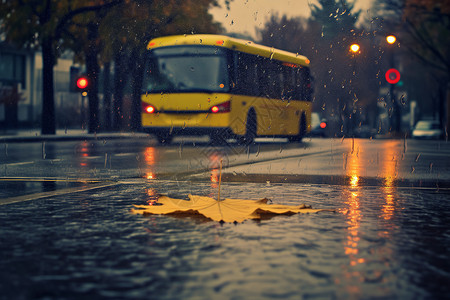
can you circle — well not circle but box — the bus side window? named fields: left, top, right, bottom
left=260, top=59, right=280, bottom=99
left=303, top=68, right=312, bottom=101
left=294, top=68, right=300, bottom=100
left=257, top=58, right=268, bottom=98
left=281, top=64, right=296, bottom=101
left=237, top=52, right=258, bottom=96
left=296, top=67, right=309, bottom=101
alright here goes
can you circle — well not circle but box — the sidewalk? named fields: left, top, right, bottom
left=0, top=128, right=150, bottom=142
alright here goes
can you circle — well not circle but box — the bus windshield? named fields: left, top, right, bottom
left=142, top=46, right=230, bottom=94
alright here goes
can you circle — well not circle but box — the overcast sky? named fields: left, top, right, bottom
left=210, top=0, right=375, bottom=39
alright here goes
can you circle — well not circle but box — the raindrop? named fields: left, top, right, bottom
left=429, top=163, right=433, bottom=173
left=190, top=67, right=195, bottom=72
left=400, top=94, right=406, bottom=105
left=403, top=135, right=407, bottom=153
left=42, top=142, right=46, bottom=160
left=4, top=144, right=8, bottom=157
left=415, top=153, right=421, bottom=162
left=351, top=137, right=355, bottom=154
left=256, top=145, right=260, bottom=157
left=104, top=153, right=108, bottom=168
left=179, top=143, right=183, bottom=158
left=342, top=153, right=348, bottom=170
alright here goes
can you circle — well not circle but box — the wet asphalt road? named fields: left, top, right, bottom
left=1, top=136, right=450, bottom=202
left=1, top=177, right=450, bottom=299
left=1, top=136, right=450, bottom=299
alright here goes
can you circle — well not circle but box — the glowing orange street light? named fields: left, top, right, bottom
left=386, top=35, right=396, bottom=44
left=350, top=44, right=360, bottom=53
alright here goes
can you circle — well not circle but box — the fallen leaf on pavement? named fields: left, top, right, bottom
left=131, top=194, right=334, bottom=223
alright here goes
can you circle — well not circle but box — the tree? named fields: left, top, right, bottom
left=66, top=2, right=116, bottom=133
left=258, top=2, right=383, bottom=137
left=99, top=0, right=224, bottom=131
left=378, top=0, right=450, bottom=131
left=258, top=14, right=310, bottom=54
left=0, top=0, right=122, bottom=134
left=308, top=0, right=365, bottom=135
left=310, top=0, right=360, bottom=39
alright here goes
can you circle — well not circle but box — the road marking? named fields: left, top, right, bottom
left=114, top=153, right=136, bottom=157
left=0, top=177, right=103, bottom=183
left=0, top=181, right=118, bottom=206
left=5, top=161, right=34, bottom=166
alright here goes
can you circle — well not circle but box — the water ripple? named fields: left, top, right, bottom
left=0, top=182, right=449, bottom=299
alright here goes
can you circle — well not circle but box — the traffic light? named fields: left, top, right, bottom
left=76, top=76, right=89, bottom=96
left=385, top=68, right=400, bottom=84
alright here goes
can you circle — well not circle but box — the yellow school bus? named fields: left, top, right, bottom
left=141, top=34, right=312, bottom=144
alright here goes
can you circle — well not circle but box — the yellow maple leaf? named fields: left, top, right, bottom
left=131, top=195, right=334, bottom=223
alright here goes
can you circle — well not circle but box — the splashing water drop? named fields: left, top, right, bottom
left=400, top=94, right=406, bottom=105
left=42, top=142, right=46, bottom=160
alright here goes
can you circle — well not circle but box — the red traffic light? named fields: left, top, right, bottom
left=76, top=77, right=89, bottom=90
left=385, top=68, right=400, bottom=84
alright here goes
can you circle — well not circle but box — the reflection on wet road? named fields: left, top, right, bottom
left=0, top=180, right=449, bottom=299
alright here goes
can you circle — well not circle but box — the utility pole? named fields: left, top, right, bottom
left=386, top=35, right=401, bottom=134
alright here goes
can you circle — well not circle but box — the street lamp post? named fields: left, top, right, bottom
left=348, top=43, right=361, bottom=135
left=385, top=34, right=401, bottom=134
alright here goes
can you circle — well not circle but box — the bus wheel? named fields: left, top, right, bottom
left=239, top=110, right=257, bottom=145
left=289, top=114, right=306, bottom=143
left=156, top=133, right=173, bottom=144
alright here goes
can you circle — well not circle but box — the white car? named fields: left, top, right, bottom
left=411, top=121, right=444, bottom=139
